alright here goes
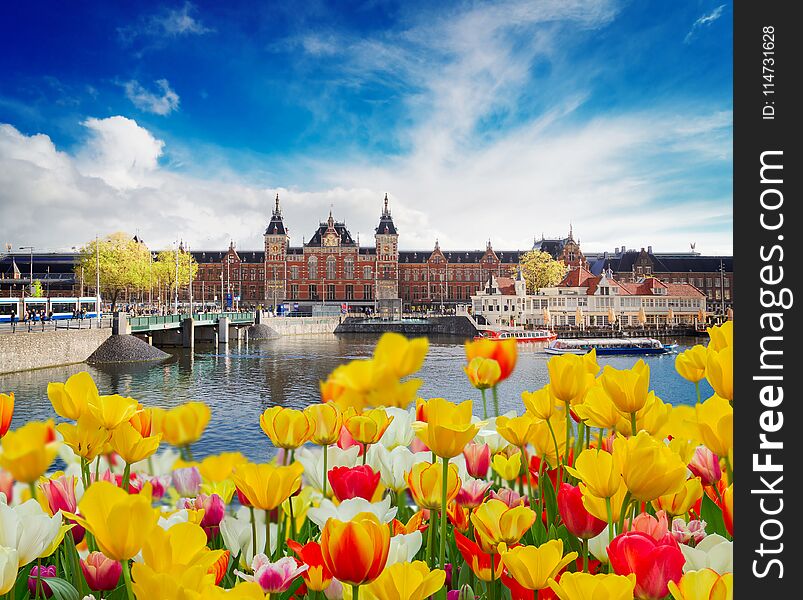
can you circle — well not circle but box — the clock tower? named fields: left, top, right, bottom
left=264, top=194, right=289, bottom=308
left=374, top=193, right=399, bottom=301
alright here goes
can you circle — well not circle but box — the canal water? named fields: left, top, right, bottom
left=3, top=335, right=712, bottom=462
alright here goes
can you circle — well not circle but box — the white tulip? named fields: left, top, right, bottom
left=366, top=445, right=430, bottom=492
left=0, top=498, right=63, bottom=568
left=680, top=533, right=733, bottom=574
left=308, top=496, right=397, bottom=528
left=297, top=446, right=360, bottom=493
left=474, top=414, right=515, bottom=453
left=219, top=506, right=278, bottom=569
left=378, top=408, right=416, bottom=449
left=386, top=531, right=423, bottom=566
left=0, top=546, right=19, bottom=595
left=133, top=448, right=180, bottom=477
left=587, top=525, right=610, bottom=564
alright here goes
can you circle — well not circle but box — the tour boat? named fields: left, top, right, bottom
left=544, top=337, right=673, bottom=356
left=474, top=328, right=558, bottom=343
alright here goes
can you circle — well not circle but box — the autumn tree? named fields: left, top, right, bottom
left=76, top=233, right=151, bottom=310
left=514, top=250, right=567, bottom=293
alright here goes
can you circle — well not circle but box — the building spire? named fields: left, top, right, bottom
left=274, top=193, right=281, bottom=217
left=568, top=222, right=574, bottom=240
left=383, top=193, right=389, bottom=216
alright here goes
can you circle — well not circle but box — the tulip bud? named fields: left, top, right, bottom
left=489, top=487, right=529, bottom=508
left=28, top=565, right=57, bottom=597
left=40, top=474, right=79, bottom=515
left=172, top=466, right=202, bottom=497
left=458, top=583, right=475, bottom=600
left=81, top=552, right=123, bottom=591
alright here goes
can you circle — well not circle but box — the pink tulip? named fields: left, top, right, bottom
left=172, top=466, right=202, bottom=497
left=624, top=510, right=670, bottom=542
left=687, top=446, right=722, bottom=487
left=180, top=493, right=226, bottom=539
left=671, top=518, right=707, bottom=545
left=489, top=487, right=529, bottom=508
left=28, top=565, right=56, bottom=597
left=456, top=478, right=492, bottom=509
left=462, top=443, right=490, bottom=479
left=81, top=552, right=122, bottom=591
left=237, top=554, right=308, bottom=594
left=40, top=474, right=78, bottom=514
left=608, top=530, right=685, bottom=600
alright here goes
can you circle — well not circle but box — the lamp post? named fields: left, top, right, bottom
left=95, top=236, right=100, bottom=317
left=174, top=241, right=179, bottom=314
left=18, top=246, right=34, bottom=297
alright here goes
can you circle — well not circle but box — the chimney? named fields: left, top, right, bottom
left=614, top=247, right=619, bottom=254
left=648, top=245, right=653, bottom=254
left=621, top=244, right=626, bottom=254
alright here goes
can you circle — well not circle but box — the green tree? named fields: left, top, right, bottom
left=515, top=250, right=568, bottom=293
left=76, top=232, right=151, bottom=310
left=152, top=247, right=198, bottom=309
left=31, top=280, right=44, bottom=297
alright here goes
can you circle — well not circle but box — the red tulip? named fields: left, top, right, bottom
left=463, top=442, right=490, bottom=479
left=327, top=465, right=380, bottom=501
left=454, top=530, right=503, bottom=583
left=528, top=455, right=560, bottom=492
left=557, top=483, right=607, bottom=540
left=81, top=552, right=122, bottom=591
left=287, top=539, right=333, bottom=592
left=607, top=531, right=685, bottom=600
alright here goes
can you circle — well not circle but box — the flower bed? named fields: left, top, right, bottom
left=0, top=323, right=733, bottom=600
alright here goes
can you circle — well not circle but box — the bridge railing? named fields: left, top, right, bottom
left=128, top=312, right=256, bottom=332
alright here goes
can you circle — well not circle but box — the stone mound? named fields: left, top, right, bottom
left=87, top=334, right=170, bottom=364
left=246, top=323, right=280, bottom=340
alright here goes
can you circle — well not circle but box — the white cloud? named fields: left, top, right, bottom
left=684, top=4, right=727, bottom=43
left=123, top=79, right=180, bottom=115
left=119, top=2, right=212, bottom=44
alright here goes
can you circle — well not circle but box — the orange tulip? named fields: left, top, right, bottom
left=406, top=462, right=461, bottom=510
left=0, top=393, right=13, bottom=438
left=464, top=357, right=501, bottom=390
left=320, top=512, right=390, bottom=586
left=128, top=404, right=153, bottom=437
left=465, top=338, right=517, bottom=382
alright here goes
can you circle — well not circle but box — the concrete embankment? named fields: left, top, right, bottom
left=334, top=316, right=477, bottom=337
left=0, top=328, right=111, bottom=375
left=269, top=316, right=342, bottom=336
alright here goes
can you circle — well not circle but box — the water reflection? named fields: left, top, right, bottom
left=2, top=334, right=711, bottom=462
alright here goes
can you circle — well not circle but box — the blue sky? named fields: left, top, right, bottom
left=0, top=1, right=732, bottom=254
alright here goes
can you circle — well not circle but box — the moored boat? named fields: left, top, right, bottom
left=545, top=337, right=672, bottom=356
left=474, top=328, right=558, bottom=343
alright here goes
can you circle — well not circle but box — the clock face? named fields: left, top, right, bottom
left=271, top=244, right=280, bottom=253
left=323, top=233, right=338, bottom=247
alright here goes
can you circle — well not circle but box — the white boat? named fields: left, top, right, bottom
left=474, top=328, right=558, bottom=343
left=545, top=337, right=672, bottom=356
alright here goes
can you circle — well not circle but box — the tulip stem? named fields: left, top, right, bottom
left=582, top=538, right=589, bottom=573
left=492, top=385, right=500, bottom=418
left=362, top=444, right=368, bottom=465
left=35, top=558, right=43, bottom=600
left=481, top=388, right=488, bottom=419
left=95, top=455, right=101, bottom=482
left=439, top=457, right=449, bottom=568
left=695, top=381, right=701, bottom=405
left=598, top=428, right=604, bottom=450
left=289, top=495, right=297, bottom=541
left=616, top=492, right=633, bottom=536
left=545, top=419, right=562, bottom=485
left=29, top=481, right=37, bottom=502
left=489, top=554, right=496, bottom=600
left=564, top=404, right=571, bottom=477
left=724, top=456, right=733, bottom=485
left=121, top=559, right=135, bottom=600
left=427, top=509, right=437, bottom=568
left=352, top=584, right=360, bottom=600
left=322, top=446, right=329, bottom=498
left=605, top=496, right=614, bottom=544
left=630, top=412, right=637, bottom=437
left=249, top=507, right=257, bottom=559
left=122, top=462, right=131, bottom=492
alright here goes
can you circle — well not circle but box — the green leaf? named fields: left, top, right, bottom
left=700, top=493, right=728, bottom=537
left=457, top=558, right=472, bottom=590
left=42, top=577, right=81, bottom=600
left=541, top=474, right=558, bottom=528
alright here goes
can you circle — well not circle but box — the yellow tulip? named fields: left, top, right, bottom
left=631, top=392, right=672, bottom=438
left=548, top=572, right=636, bottom=600
left=201, top=479, right=237, bottom=504
left=73, top=481, right=158, bottom=561
left=667, top=568, right=733, bottom=600
left=158, top=402, right=211, bottom=447
left=232, top=462, right=303, bottom=510
left=547, top=354, right=594, bottom=405
left=412, top=398, right=480, bottom=459
left=499, top=540, right=578, bottom=590
left=86, top=394, right=139, bottom=430
left=579, top=480, right=630, bottom=523
left=464, top=356, right=501, bottom=390
left=365, top=560, right=445, bottom=600
left=566, top=448, right=622, bottom=499
left=47, top=371, right=99, bottom=420
left=496, top=414, right=538, bottom=448
left=56, top=413, right=112, bottom=461
left=373, top=332, right=429, bottom=378
left=345, top=407, right=395, bottom=445
left=198, top=452, right=248, bottom=482
left=573, top=385, right=624, bottom=431
left=406, top=461, right=461, bottom=510
left=600, top=360, right=651, bottom=414
left=110, top=422, right=162, bottom=464
left=583, top=349, right=600, bottom=376
left=706, top=321, right=733, bottom=352
left=492, top=451, right=522, bottom=483
left=260, top=406, right=315, bottom=449
left=140, top=521, right=224, bottom=574
left=705, top=346, right=733, bottom=402
left=614, top=432, right=688, bottom=502
left=131, top=564, right=213, bottom=599
left=471, top=499, right=536, bottom=553
left=522, top=385, right=559, bottom=422
left=0, top=420, right=58, bottom=484
left=530, top=413, right=567, bottom=469
left=304, top=403, right=343, bottom=445
left=368, top=378, right=423, bottom=410
left=675, top=346, right=708, bottom=384
left=695, top=395, right=733, bottom=457
left=652, top=477, right=704, bottom=517
left=663, top=405, right=700, bottom=444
